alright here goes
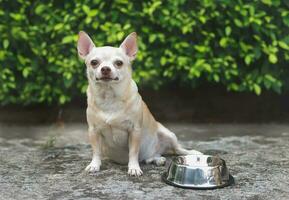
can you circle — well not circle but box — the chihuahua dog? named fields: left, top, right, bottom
left=77, top=31, right=202, bottom=176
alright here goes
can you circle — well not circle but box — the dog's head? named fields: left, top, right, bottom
left=77, top=31, right=137, bottom=84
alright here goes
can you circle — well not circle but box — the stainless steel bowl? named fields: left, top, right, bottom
left=162, top=155, right=234, bottom=189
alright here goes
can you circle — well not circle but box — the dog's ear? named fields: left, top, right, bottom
left=77, top=31, right=95, bottom=59
left=120, top=32, right=138, bottom=61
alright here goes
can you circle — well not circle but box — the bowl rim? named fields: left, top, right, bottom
left=170, top=155, right=226, bottom=168
left=169, top=162, right=220, bottom=170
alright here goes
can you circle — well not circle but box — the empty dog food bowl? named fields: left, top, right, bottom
left=162, top=155, right=234, bottom=189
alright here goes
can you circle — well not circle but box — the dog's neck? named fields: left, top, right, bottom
left=88, top=78, right=138, bottom=111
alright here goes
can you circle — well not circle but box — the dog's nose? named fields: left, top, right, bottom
left=101, top=66, right=111, bottom=75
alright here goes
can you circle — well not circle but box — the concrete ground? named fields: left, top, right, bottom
left=0, top=123, right=289, bottom=200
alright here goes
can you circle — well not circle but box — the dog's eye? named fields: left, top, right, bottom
left=90, top=60, right=99, bottom=68
left=114, top=60, right=123, bottom=68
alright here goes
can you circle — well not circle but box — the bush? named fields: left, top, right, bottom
left=0, top=0, right=289, bottom=105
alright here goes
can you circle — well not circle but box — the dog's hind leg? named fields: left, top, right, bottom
left=157, top=123, right=203, bottom=156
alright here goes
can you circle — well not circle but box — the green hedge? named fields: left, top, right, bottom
left=0, top=0, right=289, bottom=105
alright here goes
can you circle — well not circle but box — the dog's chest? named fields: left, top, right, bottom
left=95, top=99, right=133, bottom=148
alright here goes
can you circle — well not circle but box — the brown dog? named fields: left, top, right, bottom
left=77, top=31, right=202, bottom=176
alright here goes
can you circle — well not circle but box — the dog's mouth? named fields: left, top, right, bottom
left=96, top=77, right=119, bottom=82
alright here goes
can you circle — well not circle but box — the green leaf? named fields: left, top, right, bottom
left=278, top=41, right=289, bottom=50
left=3, top=39, right=9, bottom=49
left=253, top=84, right=261, bottom=95
left=22, top=67, right=30, bottom=78
left=54, top=23, right=64, bottom=31
left=160, top=57, right=166, bottom=66
left=219, top=37, right=228, bottom=47
left=10, top=13, right=23, bottom=21
left=225, top=26, right=231, bottom=36
left=88, top=9, right=98, bottom=17
left=62, top=35, right=77, bottom=44
left=213, top=74, right=220, bottom=82
left=265, top=74, right=276, bottom=82
left=245, top=55, right=252, bottom=65
left=261, top=0, right=272, bottom=6
left=234, top=19, right=243, bottom=27
left=35, top=4, right=45, bottom=15
left=82, top=5, right=90, bottom=14
left=268, top=54, right=278, bottom=64
left=59, top=95, right=67, bottom=104
left=194, top=45, right=207, bottom=53
left=228, top=83, right=239, bottom=91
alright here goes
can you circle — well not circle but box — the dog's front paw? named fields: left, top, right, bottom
left=85, top=161, right=101, bottom=173
left=128, top=165, right=143, bottom=176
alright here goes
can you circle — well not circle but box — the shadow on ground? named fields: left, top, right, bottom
left=0, top=123, right=289, bottom=199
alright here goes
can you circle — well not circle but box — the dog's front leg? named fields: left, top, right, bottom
left=85, top=126, right=102, bottom=173
left=128, top=129, right=143, bottom=176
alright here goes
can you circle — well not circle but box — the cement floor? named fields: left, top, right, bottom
left=0, top=123, right=289, bottom=200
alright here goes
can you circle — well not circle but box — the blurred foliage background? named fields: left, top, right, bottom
left=0, top=0, right=289, bottom=105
